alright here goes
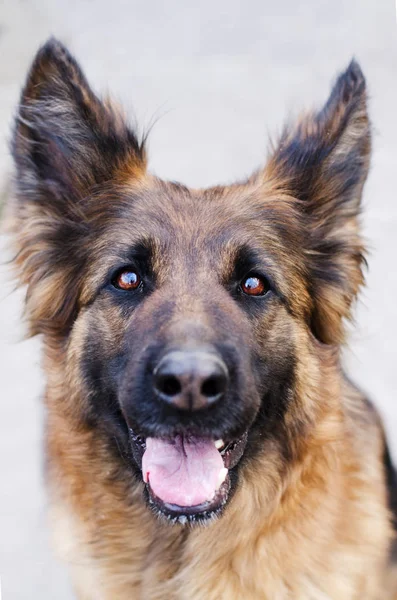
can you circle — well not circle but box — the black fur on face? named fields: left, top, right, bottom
left=76, top=196, right=299, bottom=467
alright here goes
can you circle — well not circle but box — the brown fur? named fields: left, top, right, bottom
left=8, top=38, right=397, bottom=599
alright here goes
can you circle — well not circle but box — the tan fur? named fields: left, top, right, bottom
left=9, top=40, right=397, bottom=599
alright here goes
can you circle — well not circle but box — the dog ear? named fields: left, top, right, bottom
left=12, top=37, right=146, bottom=209
left=265, top=60, right=370, bottom=344
left=10, top=38, right=146, bottom=337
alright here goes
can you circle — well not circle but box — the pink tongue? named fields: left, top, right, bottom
left=142, top=436, right=225, bottom=507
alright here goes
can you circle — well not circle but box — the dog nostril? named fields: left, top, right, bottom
left=156, top=374, right=182, bottom=397
left=201, top=375, right=226, bottom=399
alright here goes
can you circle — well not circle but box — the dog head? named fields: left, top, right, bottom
left=10, top=39, right=370, bottom=522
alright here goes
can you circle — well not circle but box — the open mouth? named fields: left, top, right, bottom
left=129, top=430, right=248, bottom=523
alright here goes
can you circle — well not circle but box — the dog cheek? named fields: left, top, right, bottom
left=65, top=303, right=130, bottom=431
left=252, top=311, right=298, bottom=419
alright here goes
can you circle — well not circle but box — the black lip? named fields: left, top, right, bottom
left=128, top=429, right=248, bottom=522
left=129, top=429, right=146, bottom=467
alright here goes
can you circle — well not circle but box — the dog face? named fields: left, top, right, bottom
left=11, top=39, right=370, bottom=522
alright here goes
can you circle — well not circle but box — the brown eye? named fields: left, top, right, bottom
left=113, top=269, right=141, bottom=291
left=241, top=275, right=269, bottom=296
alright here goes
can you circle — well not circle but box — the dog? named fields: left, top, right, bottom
left=8, top=38, right=397, bottom=599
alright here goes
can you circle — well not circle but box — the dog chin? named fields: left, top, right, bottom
left=129, top=429, right=248, bottom=524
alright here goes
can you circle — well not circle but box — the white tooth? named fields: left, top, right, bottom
left=217, top=467, right=228, bottom=489
left=215, top=439, right=225, bottom=450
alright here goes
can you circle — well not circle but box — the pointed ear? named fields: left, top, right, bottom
left=265, top=60, right=370, bottom=344
left=12, top=37, right=146, bottom=210
left=9, top=38, right=146, bottom=337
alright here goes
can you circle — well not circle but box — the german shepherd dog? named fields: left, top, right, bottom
left=8, top=39, right=397, bottom=599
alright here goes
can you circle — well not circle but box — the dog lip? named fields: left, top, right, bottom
left=220, top=432, right=248, bottom=469
left=129, top=429, right=146, bottom=469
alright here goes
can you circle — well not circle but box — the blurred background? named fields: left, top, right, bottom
left=0, top=0, right=396, bottom=598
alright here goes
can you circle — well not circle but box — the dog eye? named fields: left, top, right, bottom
left=240, top=274, right=270, bottom=296
left=112, top=268, right=141, bottom=291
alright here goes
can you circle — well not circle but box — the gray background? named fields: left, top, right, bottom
left=0, top=1, right=396, bottom=598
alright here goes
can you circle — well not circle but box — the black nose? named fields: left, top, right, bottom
left=153, top=349, right=228, bottom=411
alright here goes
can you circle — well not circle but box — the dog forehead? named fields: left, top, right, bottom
left=108, top=178, right=289, bottom=249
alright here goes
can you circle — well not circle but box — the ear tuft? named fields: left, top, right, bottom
left=324, top=59, right=366, bottom=113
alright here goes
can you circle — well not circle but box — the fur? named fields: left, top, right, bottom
left=8, top=38, right=397, bottom=599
